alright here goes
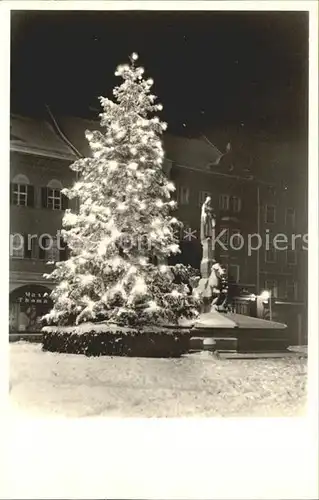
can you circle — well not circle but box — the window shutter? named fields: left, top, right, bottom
left=10, top=183, right=14, bottom=205
left=31, top=237, right=37, bottom=259
left=27, top=185, right=34, bottom=207
left=231, top=196, right=235, bottom=212
left=24, top=233, right=31, bottom=259
left=39, top=236, right=48, bottom=260
left=61, top=193, right=69, bottom=210
left=41, top=187, right=48, bottom=208
left=59, top=239, right=68, bottom=261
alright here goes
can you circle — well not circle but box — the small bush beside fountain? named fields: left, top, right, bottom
left=42, top=321, right=194, bottom=358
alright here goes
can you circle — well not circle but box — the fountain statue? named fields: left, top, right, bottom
left=194, top=196, right=229, bottom=313
left=192, top=197, right=289, bottom=356
left=199, top=196, right=215, bottom=277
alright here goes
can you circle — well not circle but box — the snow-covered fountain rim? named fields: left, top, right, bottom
left=42, top=319, right=195, bottom=336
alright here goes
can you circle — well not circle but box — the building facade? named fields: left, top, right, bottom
left=9, top=115, right=77, bottom=331
left=9, top=114, right=308, bottom=343
left=167, top=133, right=308, bottom=344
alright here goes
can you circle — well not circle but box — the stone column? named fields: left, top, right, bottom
left=200, top=238, right=213, bottom=279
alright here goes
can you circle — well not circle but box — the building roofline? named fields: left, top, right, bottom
left=10, top=113, right=78, bottom=161
left=10, top=143, right=75, bottom=161
left=274, top=300, right=305, bottom=306
left=45, top=105, right=83, bottom=159
left=171, top=159, right=278, bottom=187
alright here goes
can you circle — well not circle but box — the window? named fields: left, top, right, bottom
left=265, top=246, right=277, bottom=263
left=46, top=238, right=60, bottom=262
left=229, top=264, right=240, bottom=283
left=199, top=190, right=211, bottom=207
left=265, top=279, right=278, bottom=298
left=39, top=237, right=59, bottom=262
left=10, top=233, right=36, bottom=259
left=39, top=236, right=67, bottom=262
left=285, top=207, right=296, bottom=227
left=219, top=194, right=229, bottom=210
left=219, top=194, right=242, bottom=213
left=236, top=301, right=250, bottom=315
left=278, top=281, right=286, bottom=299
left=265, top=205, right=276, bottom=223
left=42, top=180, right=68, bottom=210
left=10, top=175, right=34, bottom=207
left=10, top=233, right=24, bottom=258
left=231, top=196, right=242, bottom=213
left=230, top=229, right=242, bottom=248
left=286, top=280, right=298, bottom=301
left=286, top=249, right=297, bottom=265
left=47, top=188, right=62, bottom=210
left=12, top=183, right=27, bottom=206
left=267, top=186, right=276, bottom=197
left=177, top=185, right=190, bottom=205
left=219, top=227, right=229, bottom=247
left=223, top=263, right=239, bottom=282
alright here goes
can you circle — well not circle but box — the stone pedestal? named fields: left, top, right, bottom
left=195, top=237, right=220, bottom=313
left=200, top=238, right=213, bottom=278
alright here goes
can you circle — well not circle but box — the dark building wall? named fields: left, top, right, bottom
left=258, top=180, right=307, bottom=302
left=171, top=164, right=259, bottom=288
left=172, top=162, right=307, bottom=303
left=56, top=115, right=308, bottom=302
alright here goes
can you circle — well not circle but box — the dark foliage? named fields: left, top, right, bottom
left=42, top=325, right=192, bottom=358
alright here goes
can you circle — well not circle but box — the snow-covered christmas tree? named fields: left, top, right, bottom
left=44, top=53, right=200, bottom=328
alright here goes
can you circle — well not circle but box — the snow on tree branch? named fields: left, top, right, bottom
left=43, top=53, right=200, bottom=327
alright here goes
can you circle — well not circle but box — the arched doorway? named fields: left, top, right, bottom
left=9, top=284, right=53, bottom=332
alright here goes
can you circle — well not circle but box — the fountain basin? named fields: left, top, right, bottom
left=192, top=311, right=289, bottom=353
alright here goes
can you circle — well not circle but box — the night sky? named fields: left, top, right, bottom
left=11, top=10, right=309, bottom=140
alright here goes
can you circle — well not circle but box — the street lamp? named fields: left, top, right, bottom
left=260, top=290, right=272, bottom=321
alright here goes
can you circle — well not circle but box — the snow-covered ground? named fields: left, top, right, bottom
left=9, top=342, right=307, bottom=417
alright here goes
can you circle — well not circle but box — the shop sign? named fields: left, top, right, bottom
left=17, top=291, right=50, bottom=305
